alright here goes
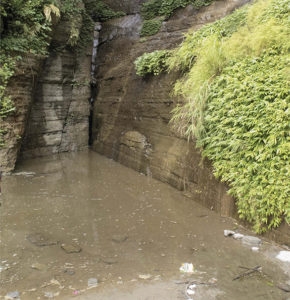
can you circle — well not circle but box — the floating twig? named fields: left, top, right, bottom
left=233, top=266, right=262, bottom=281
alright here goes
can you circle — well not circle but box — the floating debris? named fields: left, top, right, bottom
left=180, top=263, right=194, bottom=273
left=44, top=292, right=54, bottom=299
left=233, top=266, right=262, bottom=281
left=44, top=291, right=59, bottom=298
left=138, top=274, right=152, bottom=280
left=276, top=251, right=290, bottom=263
left=186, top=289, right=195, bottom=295
left=5, top=291, right=20, bottom=300
left=224, top=230, right=235, bottom=237
left=88, top=278, right=98, bottom=288
left=251, top=247, right=259, bottom=252
left=13, top=172, right=35, bottom=177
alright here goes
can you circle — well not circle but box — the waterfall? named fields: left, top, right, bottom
left=89, top=22, right=101, bottom=145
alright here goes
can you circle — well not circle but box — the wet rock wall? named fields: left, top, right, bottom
left=0, top=56, right=43, bottom=172
left=92, top=0, right=249, bottom=214
left=0, top=17, right=92, bottom=172
left=92, top=0, right=289, bottom=244
left=20, top=17, right=92, bottom=159
left=20, top=50, right=91, bottom=159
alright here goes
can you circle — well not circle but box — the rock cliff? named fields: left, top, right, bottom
left=0, top=17, right=92, bottom=172
left=92, top=0, right=249, bottom=214
left=92, top=0, right=289, bottom=244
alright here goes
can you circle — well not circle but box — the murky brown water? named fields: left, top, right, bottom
left=1, top=151, right=289, bottom=300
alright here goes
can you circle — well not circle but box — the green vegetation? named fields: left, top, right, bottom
left=140, top=18, right=164, bottom=37
left=141, top=0, right=213, bottom=20
left=84, top=1, right=125, bottom=22
left=0, top=0, right=125, bottom=147
left=0, top=0, right=58, bottom=125
left=135, top=50, right=171, bottom=76
left=140, top=0, right=213, bottom=36
left=135, top=0, right=290, bottom=232
left=201, top=50, right=289, bottom=232
left=167, top=5, right=248, bottom=71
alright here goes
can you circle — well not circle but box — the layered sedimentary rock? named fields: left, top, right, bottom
left=92, top=0, right=249, bottom=213
left=20, top=18, right=92, bottom=159
left=0, top=56, right=43, bottom=172
left=20, top=50, right=91, bottom=159
left=92, top=0, right=289, bottom=244
left=0, top=17, right=92, bottom=172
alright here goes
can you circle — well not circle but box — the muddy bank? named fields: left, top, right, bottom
left=1, top=151, right=289, bottom=299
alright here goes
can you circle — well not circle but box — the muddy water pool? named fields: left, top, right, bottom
left=0, top=151, right=289, bottom=299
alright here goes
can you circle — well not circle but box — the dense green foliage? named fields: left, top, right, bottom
left=202, top=51, right=289, bottom=232
left=140, top=18, right=164, bottom=37
left=141, top=0, right=213, bottom=20
left=135, top=50, right=171, bottom=76
left=140, top=0, right=213, bottom=36
left=85, top=1, right=125, bottom=22
left=167, top=5, right=248, bottom=71
left=0, top=0, right=57, bottom=127
left=135, top=0, right=290, bottom=232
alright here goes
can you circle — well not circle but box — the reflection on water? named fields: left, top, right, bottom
left=0, top=150, right=288, bottom=299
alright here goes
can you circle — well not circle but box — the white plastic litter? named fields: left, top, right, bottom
left=5, top=291, right=20, bottom=300
left=189, top=284, right=197, bottom=289
left=251, top=247, right=259, bottom=252
left=187, top=289, right=195, bottom=295
left=224, top=230, right=235, bottom=237
left=88, top=278, right=98, bottom=288
left=276, top=251, right=290, bottom=262
left=180, top=263, right=194, bottom=273
left=138, top=274, right=152, bottom=280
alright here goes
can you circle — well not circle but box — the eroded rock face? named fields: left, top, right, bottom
left=0, top=15, right=92, bottom=172
left=0, top=55, right=43, bottom=173
left=20, top=50, right=91, bottom=159
left=92, top=0, right=250, bottom=215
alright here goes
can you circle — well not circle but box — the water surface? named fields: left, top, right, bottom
left=1, top=151, right=289, bottom=299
